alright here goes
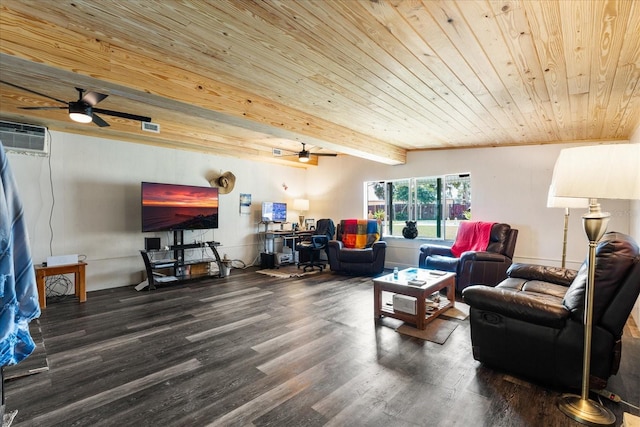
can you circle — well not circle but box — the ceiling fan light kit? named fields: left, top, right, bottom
left=68, top=102, right=93, bottom=123
left=273, top=142, right=337, bottom=163
left=1, top=80, right=152, bottom=128
left=298, top=151, right=310, bottom=162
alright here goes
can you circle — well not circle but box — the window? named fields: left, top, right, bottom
left=365, top=174, right=471, bottom=239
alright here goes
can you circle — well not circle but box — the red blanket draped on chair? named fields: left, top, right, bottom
left=450, top=221, right=495, bottom=257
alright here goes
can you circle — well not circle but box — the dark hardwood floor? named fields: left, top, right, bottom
left=5, top=267, right=639, bottom=426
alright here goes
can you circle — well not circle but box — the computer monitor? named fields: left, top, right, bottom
left=261, top=202, right=287, bottom=222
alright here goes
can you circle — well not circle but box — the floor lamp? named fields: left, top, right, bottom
left=293, top=198, right=309, bottom=230
left=546, top=185, right=588, bottom=268
left=550, top=144, right=640, bottom=426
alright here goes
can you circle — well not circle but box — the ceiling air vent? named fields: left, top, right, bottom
left=272, top=148, right=283, bottom=157
left=0, top=120, right=49, bottom=156
left=141, top=121, right=160, bottom=133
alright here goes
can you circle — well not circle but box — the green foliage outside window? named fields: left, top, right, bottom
left=366, top=174, right=470, bottom=239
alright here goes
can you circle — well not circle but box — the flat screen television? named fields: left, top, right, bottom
left=261, top=202, right=287, bottom=223
left=141, top=182, right=219, bottom=232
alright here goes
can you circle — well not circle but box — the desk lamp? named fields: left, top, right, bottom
left=546, top=185, right=588, bottom=268
left=293, top=199, right=309, bottom=230
left=550, top=143, right=640, bottom=426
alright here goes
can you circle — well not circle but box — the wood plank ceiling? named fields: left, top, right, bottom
left=0, top=0, right=639, bottom=166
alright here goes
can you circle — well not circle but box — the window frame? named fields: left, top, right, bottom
left=365, top=173, right=471, bottom=240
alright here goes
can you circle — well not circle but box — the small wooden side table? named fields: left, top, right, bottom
left=34, top=262, right=87, bottom=309
left=373, top=268, right=455, bottom=330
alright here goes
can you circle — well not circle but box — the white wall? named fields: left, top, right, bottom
left=7, top=131, right=307, bottom=291
left=308, top=142, right=635, bottom=270
left=629, top=125, right=640, bottom=325
left=630, top=125, right=640, bottom=240
left=7, top=132, right=638, bottom=298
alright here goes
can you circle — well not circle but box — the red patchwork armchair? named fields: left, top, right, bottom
left=419, top=222, right=518, bottom=292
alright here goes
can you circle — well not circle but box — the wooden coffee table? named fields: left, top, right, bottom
left=373, top=268, right=455, bottom=330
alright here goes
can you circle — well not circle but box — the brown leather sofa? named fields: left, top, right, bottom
left=327, top=219, right=387, bottom=275
left=462, top=232, right=640, bottom=390
left=419, top=223, right=518, bottom=292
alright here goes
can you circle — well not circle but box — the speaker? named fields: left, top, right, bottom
left=145, top=237, right=161, bottom=251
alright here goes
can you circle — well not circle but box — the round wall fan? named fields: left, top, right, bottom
left=1, top=80, right=151, bottom=127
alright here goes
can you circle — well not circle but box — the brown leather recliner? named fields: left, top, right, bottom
left=419, top=223, right=518, bottom=292
left=462, top=232, right=640, bottom=390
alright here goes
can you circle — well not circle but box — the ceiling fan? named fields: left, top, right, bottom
left=1, top=80, right=151, bottom=127
left=274, top=142, right=338, bottom=163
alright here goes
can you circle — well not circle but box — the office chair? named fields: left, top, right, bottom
left=296, top=218, right=335, bottom=272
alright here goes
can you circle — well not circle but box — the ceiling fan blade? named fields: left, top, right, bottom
left=297, top=142, right=337, bottom=158
left=93, top=108, right=151, bottom=122
left=18, top=106, right=67, bottom=110
left=91, top=113, right=110, bottom=127
left=82, top=91, right=108, bottom=106
left=0, top=80, right=68, bottom=105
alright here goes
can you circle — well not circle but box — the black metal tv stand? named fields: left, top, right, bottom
left=170, top=230, right=224, bottom=279
left=139, top=230, right=225, bottom=290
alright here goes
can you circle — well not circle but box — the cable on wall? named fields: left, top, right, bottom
left=46, top=129, right=55, bottom=256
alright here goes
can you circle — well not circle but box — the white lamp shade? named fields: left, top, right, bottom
left=546, top=185, right=589, bottom=208
left=293, top=198, right=309, bottom=211
left=550, top=144, right=640, bottom=200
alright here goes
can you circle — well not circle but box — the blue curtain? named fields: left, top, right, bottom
left=0, top=141, right=40, bottom=367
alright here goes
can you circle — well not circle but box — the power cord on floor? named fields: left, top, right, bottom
left=592, top=389, right=640, bottom=410
left=250, top=253, right=262, bottom=267
left=206, top=258, right=248, bottom=276
left=230, top=259, right=247, bottom=269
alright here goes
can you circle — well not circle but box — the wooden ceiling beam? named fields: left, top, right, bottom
left=0, top=5, right=406, bottom=165
left=0, top=100, right=318, bottom=167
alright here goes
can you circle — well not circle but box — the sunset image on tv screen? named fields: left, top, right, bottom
left=141, top=182, right=219, bottom=231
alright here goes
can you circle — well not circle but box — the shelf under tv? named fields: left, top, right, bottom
left=140, top=231, right=225, bottom=290
left=170, top=241, right=220, bottom=251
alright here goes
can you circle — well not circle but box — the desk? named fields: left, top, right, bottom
left=264, top=230, right=313, bottom=248
left=34, top=262, right=87, bottom=309
left=261, top=230, right=313, bottom=264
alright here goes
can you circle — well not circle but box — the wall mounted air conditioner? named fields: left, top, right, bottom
left=0, top=120, right=49, bottom=156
